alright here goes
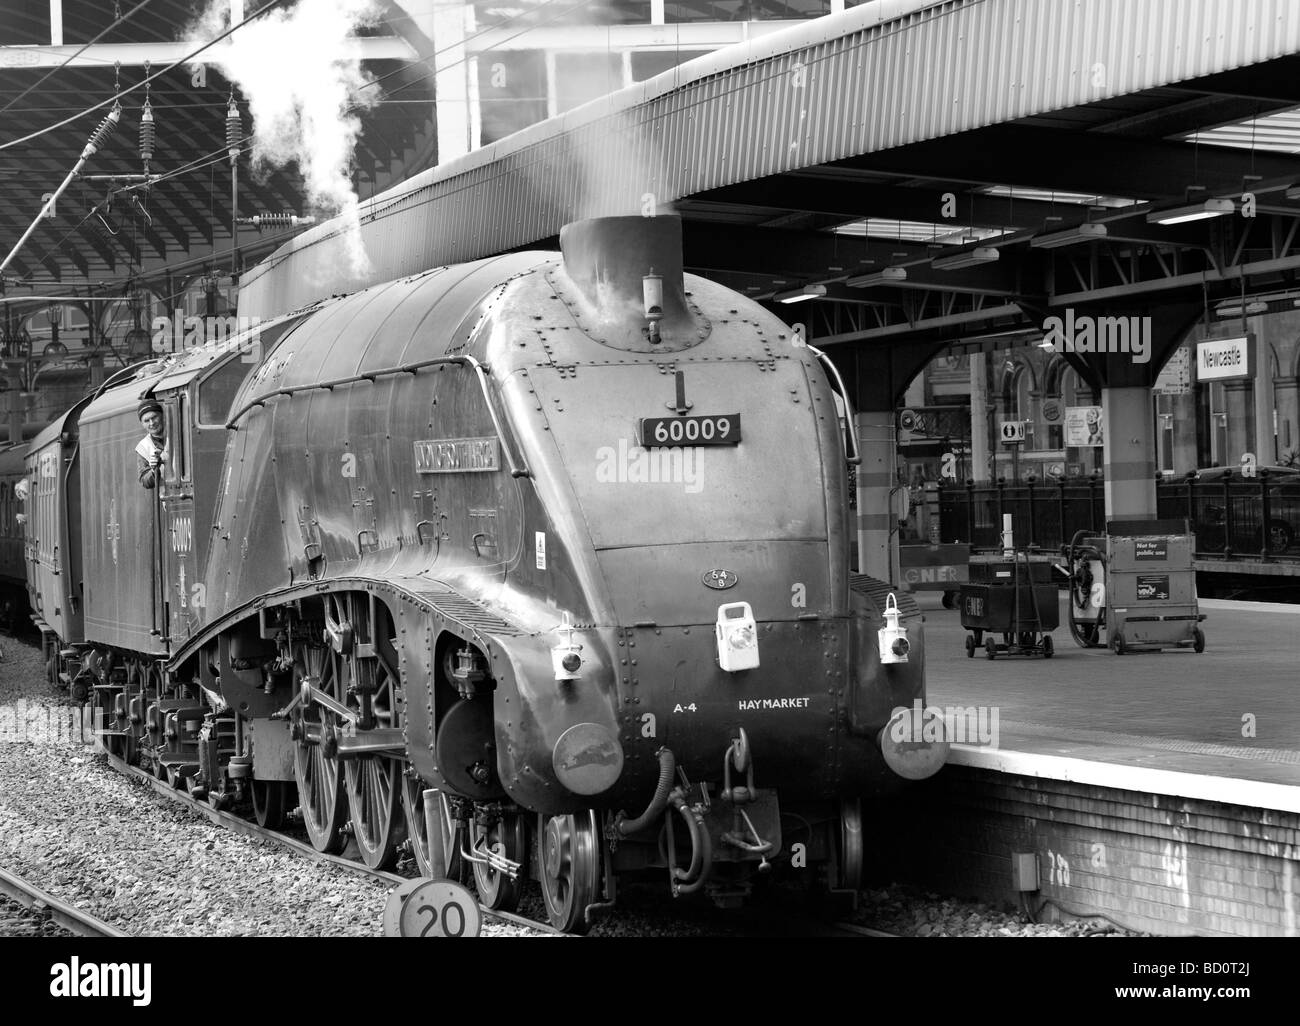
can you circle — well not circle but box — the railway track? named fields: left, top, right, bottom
left=103, top=751, right=561, bottom=937
left=0, top=865, right=127, bottom=938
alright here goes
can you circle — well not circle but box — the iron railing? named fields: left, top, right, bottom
left=938, top=472, right=1300, bottom=561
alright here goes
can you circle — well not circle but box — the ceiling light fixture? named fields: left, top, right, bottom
left=1214, top=301, right=1268, bottom=318
left=846, top=266, right=907, bottom=288
left=1145, top=198, right=1234, bottom=225
left=931, top=247, right=1000, bottom=271
left=774, top=284, right=827, bottom=304
left=1029, top=223, right=1108, bottom=249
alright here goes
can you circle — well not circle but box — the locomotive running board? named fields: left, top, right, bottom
left=166, top=575, right=527, bottom=673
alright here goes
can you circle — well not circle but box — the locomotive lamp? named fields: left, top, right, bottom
left=551, top=612, right=584, bottom=681
left=716, top=602, right=760, bottom=671
left=643, top=269, right=663, bottom=345
left=877, top=593, right=910, bottom=664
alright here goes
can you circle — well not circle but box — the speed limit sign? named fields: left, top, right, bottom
left=999, top=420, right=1026, bottom=444
left=384, top=879, right=482, bottom=938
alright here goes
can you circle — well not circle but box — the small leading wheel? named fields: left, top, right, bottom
left=538, top=811, right=602, bottom=934
left=964, top=634, right=975, bottom=658
left=251, top=779, right=291, bottom=830
left=1193, top=627, right=1205, bottom=654
left=400, top=777, right=433, bottom=877
left=1042, top=635, right=1054, bottom=659
left=472, top=811, right=529, bottom=912
left=1110, top=631, right=1126, bottom=656
left=984, top=636, right=997, bottom=660
left=428, top=790, right=470, bottom=884
left=832, top=798, right=864, bottom=894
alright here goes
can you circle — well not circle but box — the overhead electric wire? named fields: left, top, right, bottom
left=7, top=0, right=605, bottom=288
left=0, top=0, right=160, bottom=118
left=0, top=0, right=289, bottom=154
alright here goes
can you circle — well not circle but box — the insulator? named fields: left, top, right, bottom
left=139, top=101, right=155, bottom=163
left=246, top=213, right=299, bottom=230
left=82, top=105, right=121, bottom=159
left=226, top=100, right=241, bottom=159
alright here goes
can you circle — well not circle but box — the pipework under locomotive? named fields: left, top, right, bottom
left=25, top=215, right=945, bottom=932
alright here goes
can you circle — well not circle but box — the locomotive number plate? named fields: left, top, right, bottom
left=639, top=414, right=741, bottom=447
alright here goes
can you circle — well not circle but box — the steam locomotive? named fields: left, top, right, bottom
left=20, top=215, right=945, bottom=932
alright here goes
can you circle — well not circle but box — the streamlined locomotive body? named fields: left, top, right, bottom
left=23, top=216, right=945, bottom=931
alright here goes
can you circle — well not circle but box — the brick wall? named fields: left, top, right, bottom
left=866, top=765, right=1300, bottom=937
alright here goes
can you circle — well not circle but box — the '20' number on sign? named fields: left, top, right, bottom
left=416, top=900, right=466, bottom=937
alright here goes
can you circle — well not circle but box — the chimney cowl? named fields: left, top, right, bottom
left=557, top=215, right=704, bottom=353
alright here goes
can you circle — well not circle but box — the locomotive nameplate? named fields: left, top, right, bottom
left=414, top=437, right=500, bottom=473
left=639, top=414, right=741, bottom=447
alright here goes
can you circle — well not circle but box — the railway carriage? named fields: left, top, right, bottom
left=22, top=215, right=946, bottom=932
left=0, top=441, right=30, bottom=629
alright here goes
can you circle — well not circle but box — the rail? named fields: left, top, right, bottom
left=938, top=472, right=1300, bottom=561
left=0, top=865, right=128, bottom=938
left=104, top=751, right=561, bottom=936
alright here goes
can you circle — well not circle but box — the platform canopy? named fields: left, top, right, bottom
left=232, top=0, right=1300, bottom=388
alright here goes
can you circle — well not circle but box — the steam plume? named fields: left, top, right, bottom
left=189, top=0, right=381, bottom=274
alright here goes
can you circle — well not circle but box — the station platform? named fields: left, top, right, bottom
left=919, top=594, right=1300, bottom=793
left=871, top=594, right=1300, bottom=935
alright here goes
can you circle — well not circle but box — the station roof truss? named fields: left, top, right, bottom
left=0, top=0, right=434, bottom=308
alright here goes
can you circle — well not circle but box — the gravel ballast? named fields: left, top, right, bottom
left=2, top=635, right=1132, bottom=937
left=0, top=637, right=542, bottom=937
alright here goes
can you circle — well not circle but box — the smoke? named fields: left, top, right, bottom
left=188, top=0, right=381, bottom=275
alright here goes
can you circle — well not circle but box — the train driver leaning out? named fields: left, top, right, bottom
left=136, top=399, right=169, bottom=489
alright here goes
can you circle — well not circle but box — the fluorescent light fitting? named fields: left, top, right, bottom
left=1145, top=198, right=1234, bottom=225
left=846, top=266, right=907, bottom=288
left=775, top=284, right=827, bottom=304
left=1286, top=185, right=1300, bottom=202
left=1214, top=301, right=1268, bottom=318
left=1029, top=223, right=1108, bottom=249
left=931, top=247, right=1000, bottom=271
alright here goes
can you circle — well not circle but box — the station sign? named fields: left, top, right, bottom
left=1154, top=346, right=1191, bottom=395
left=999, top=419, right=1025, bottom=444
left=1195, top=335, right=1253, bottom=382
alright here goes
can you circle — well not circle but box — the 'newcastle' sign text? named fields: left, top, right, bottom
left=1195, top=335, right=1253, bottom=382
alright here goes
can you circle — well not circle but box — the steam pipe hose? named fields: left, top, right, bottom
left=614, top=747, right=675, bottom=837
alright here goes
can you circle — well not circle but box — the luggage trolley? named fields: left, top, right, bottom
left=1061, top=520, right=1207, bottom=654
left=960, top=551, right=1059, bottom=659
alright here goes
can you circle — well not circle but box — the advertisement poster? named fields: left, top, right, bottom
left=1065, top=406, right=1104, bottom=447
